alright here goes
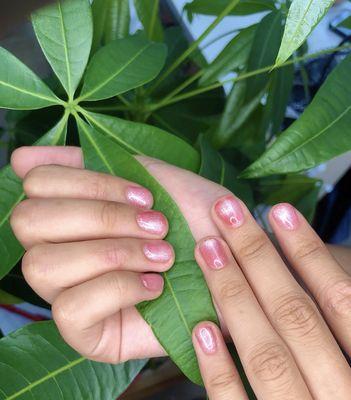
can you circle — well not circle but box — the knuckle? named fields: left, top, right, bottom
left=97, top=202, right=119, bottom=231
left=23, top=165, right=49, bottom=196
left=219, top=280, right=249, bottom=305
left=10, top=200, right=33, bottom=238
left=22, top=245, right=54, bottom=286
left=52, top=293, right=76, bottom=326
left=237, top=233, right=270, bottom=261
left=208, top=370, right=238, bottom=392
left=248, top=342, right=291, bottom=384
left=322, top=278, right=351, bottom=318
left=102, top=241, right=127, bottom=268
left=292, top=240, right=325, bottom=264
left=272, top=293, right=320, bottom=338
left=103, top=272, right=125, bottom=300
left=88, top=174, right=109, bottom=200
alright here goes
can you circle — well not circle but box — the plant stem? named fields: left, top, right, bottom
left=149, top=44, right=351, bottom=111
left=117, top=94, right=132, bottom=107
left=148, top=0, right=241, bottom=93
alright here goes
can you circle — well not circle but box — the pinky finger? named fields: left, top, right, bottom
left=193, top=322, right=248, bottom=400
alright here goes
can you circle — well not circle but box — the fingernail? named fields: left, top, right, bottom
left=272, top=203, right=299, bottom=231
left=141, top=273, right=164, bottom=291
left=137, top=211, right=168, bottom=235
left=214, top=195, right=244, bottom=228
left=126, top=186, right=153, bottom=209
left=199, top=238, right=228, bottom=270
left=143, top=242, right=173, bottom=263
left=195, top=325, right=217, bottom=354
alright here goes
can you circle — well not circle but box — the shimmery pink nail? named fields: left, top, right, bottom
left=143, top=242, right=173, bottom=263
left=214, top=196, right=244, bottom=228
left=136, top=211, right=168, bottom=235
left=195, top=325, right=217, bottom=354
left=126, top=186, right=153, bottom=209
left=141, top=273, right=164, bottom=291
left=272, top=203, right=299, bottom=231
left=199, top=238, right=228, bottom=270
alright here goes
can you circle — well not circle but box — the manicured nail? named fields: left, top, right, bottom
left=272, top=203, right=299, bottom=231
left=199, top=238, right=228, bottom=270
left=195, top=325, right=217, bottom=354
left=143, top=242, right=173, bottom=263
left=137, top=211, right=168, bottom=235
left=214, top=195, right=244, bottom=228
left=141, top=273, right=164, bottom=291
left=126, top=186, right=153, bottom=209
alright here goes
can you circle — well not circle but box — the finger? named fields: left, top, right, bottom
left=22, top=239, right=174, bottom=303
left=212, top=195, right=351, bottom=399
left=52, top=271, right=163, bottom=363
left=23, top=165, right=153, bottom=209
left=11, top=146, right=83, bottom=178
left=196, top=237, right=311, bottom=400
left=11, top=199, right=168, bottom=248
left=269, top=203, right=351, bottom=356
left=193, top=322, right=248, bottom=400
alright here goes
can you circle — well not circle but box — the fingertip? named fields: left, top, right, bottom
left=193, top=321, right=220, bottom=355
left=269, top=203, right=300, bottom=231
left=141, top=273, right=164, bottom=293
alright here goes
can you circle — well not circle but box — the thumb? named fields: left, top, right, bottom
left=11, top=146, right=84, bottom=178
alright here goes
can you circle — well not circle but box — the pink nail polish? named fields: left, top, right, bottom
left=141, top=273, right=164, bottom=291
left=195, top=325, right=217, bottom=354
left=272, top=203, right=299, bottom=231
left=136, top=211, right=168, bottom=235
left=143, top=242, right=173, bottom=263
left=126, top=186, right=153, bottom=209
left=214, top=196, right=244, bottom=228
left=199, top=238, right=228, bottom=270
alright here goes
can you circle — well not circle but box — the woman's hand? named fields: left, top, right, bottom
left=193, top=195, right=351, bottom=399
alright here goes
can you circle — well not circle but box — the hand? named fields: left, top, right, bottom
left=192, top=195, right=351, bottom=399
left=10, top=145, right=230, bottom=363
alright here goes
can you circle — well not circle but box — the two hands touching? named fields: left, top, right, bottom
left=10, top=146, right=351, bottom=399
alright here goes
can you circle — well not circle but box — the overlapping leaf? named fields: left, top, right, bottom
left=134, top=0, right=163, bottom=42
left=77, top=118, right=218, bottom=385
left=0, top=115, right=68, bottom=280
left=0, top=321, right=147, bottom=399
left=32, top=0, right=93, bottom=98
left=242, top=54, right=351, bottom=177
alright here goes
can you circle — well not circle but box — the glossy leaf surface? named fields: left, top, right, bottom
left=275, top=0, right=334, bottom=66
left=77, top=118, right=218, bottom=385
left=134, top=0, right=163, bottom=42
left=0, top=47, right=59, bottom=110
left=83, top=110, right=200, bottom=172
left=79, top=36, right=167, bottom=101
left=0, top=115, right=68, bottom=280
left=0, top=321, right=147, bottom=399
left=32, top=0, right=93, bottom=98
left=242, top=54, right=351, bottom=177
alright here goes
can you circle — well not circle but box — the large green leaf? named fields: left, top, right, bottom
left=339, top=16, right=351, bottom=29
left=134, top=0, right=163, bottom=42
left=79, top=36, right=167, bottom=101
left=77, top=118, right=218, bottom=385
left=32, top=0, right=93, bottom=99
left=199, top=24, right=257, bottom=86
left=184, top=0, right=276, bottom=19
left=0, top=321, right=147, bottom=399
left=0, top=114, right=68, bottom=280
left=275, top=0, right=334, bottom=66
left=0, top=47, right=60, bottom=110
left=242, top=54, right=351, bottom=177
left=198, top=135, right=254, bottom=210
left=83, top=110, right=200, bottom=172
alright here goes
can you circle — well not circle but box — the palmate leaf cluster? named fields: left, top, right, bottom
left=0, top=0, right=350, bottom=398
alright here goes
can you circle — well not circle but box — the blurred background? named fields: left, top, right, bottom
left=0, top=0, right=350, bottom=398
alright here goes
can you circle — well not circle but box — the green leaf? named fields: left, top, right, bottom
left=77, top=117, right=218, bottom=385
left=79, top=35, right=167, bottom=102
left=0, top=289, right=21, bottom=304
left=242, top=54, right=351, bottom=178
left=83, top=110, right=201, bottom=172
left=134, top=0, right=163, bottom=42
left=104, top=0, right=130, bottom=43
left=275, top=0, right=334, bottom=66
left=0, top=47, right=60, bottom=110
left=198, top=135, right=254, bottom=210
left=199, top=24, right=257, bottom=86
left=0, top=114, right=68, bottom=280
left=184, top=0, right=276, bottom=18
left=338, top=16, right=351, bottom=29
left=0, top=321, right=147, bottom=399
left=32, top=0, right=93, bottom=99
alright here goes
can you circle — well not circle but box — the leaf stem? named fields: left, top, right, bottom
left=148, top=0, right=241, bottom=93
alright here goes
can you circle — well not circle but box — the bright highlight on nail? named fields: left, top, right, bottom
left=272, top=203, right=299, bottom=231
left=196, top=326, right=217, bottom=354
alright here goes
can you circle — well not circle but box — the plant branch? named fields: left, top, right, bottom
left=148, top=0, right=241, bottom=93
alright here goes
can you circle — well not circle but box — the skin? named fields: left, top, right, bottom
left=10, top=146, right=351, bottom=398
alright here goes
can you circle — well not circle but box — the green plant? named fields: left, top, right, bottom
left=0, top=0, right=350, bottom=397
